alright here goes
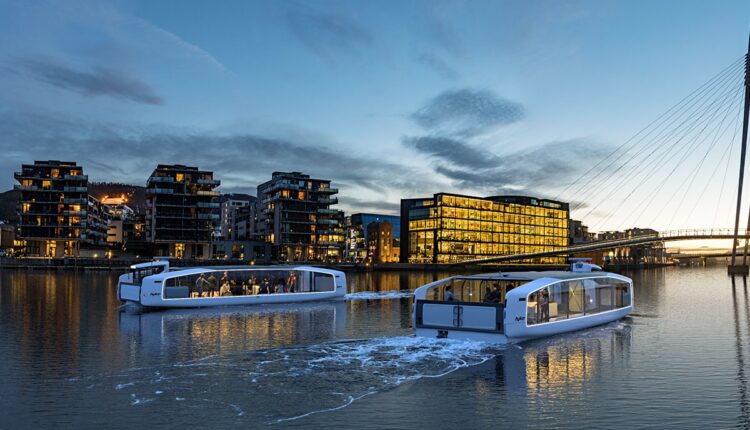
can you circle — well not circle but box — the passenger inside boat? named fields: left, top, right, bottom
left=162, top=269, right=336, bottom=299
left=428, top=277, right=519, bottom=305
left=526, top=278, right=631, bottom=325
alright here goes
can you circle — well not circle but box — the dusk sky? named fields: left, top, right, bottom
left=2, top=0, right=750, bottom=231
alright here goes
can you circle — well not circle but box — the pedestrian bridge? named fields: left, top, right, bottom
left=451, top=228, right=750, bottom=265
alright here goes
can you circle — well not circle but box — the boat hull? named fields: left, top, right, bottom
left=117, top=265, right=347, bottom=308
left=415, top=306, right=630, bottom=343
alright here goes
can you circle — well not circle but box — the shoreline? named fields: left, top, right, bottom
left=0, top=257, right=676, bottom=272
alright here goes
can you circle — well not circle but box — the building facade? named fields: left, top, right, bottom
left=580, top=228, right=667, bottom=266
left=218, top=194, right=256, bottom=239
left=145, top=164, right=220, bottom=259
left=345, top=213, right=400, bottom=262
left=400, top=193, right=570, bottom=265
left=256, top=172, right=344, bottom=261
left=14, top=161, right=91, bottom=257
left=366, top=220, right=398, bottom=263
left=570, top=219, right=595, bottom=244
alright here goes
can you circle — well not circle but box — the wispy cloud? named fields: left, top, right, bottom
left=415, top=52, right=459, bottom=80
left=13, top=57, right=163, bottom=105
left=410, top=88, right=524, bottom=138
left=433, top=139, right=609, bottom=192
left=285, top=5, right=373, bottom=60
left=337, top=196, right=401, bottom=215
left=403, top=135, right=498, bottom=169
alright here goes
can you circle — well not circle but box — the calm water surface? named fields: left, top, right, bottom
left=0, top=266, right=748, bottom=429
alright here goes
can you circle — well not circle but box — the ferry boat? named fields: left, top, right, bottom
left=117, top=260, right=346, bottom=308
left=412, top=259, right=632, bottom=343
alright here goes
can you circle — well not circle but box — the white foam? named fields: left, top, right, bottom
left=346, top=290, right=413, bottom=300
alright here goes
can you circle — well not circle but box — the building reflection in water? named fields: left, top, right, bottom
left=117, top=301, right=348, bottom=360
left=465, top=323, right=633, bottom=400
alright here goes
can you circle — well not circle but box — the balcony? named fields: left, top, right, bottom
left=319, top=198, right=338, bottom=204
left=317, top=219, right=339, bottom=225
left=196, top=202, right=220, bottom=208
left=196, top=190, right=220, bottom=196
left=314, top=187, right=339, bottom=194
left=63, top=210, right=87, bottom=216
left=317, top=240, right=342, bottom=246
left=63, top=174, right=88, bottom=180
left=147, top=188, right=174, bottom=194
left=197, top=213, right=220, bottom=220
left=63, top=186, right=87, bottom=192
left=149, top=176, right=175, bottom=183
left=63, top=198, right=88, bottom=204
left=197, top=178, right=221, bottom=186
left=14, top=185, right=38, bottom=191
left=317, top=208, right=338, bottom=215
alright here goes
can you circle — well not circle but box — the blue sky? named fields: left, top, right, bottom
left=1, top=0, right=749, bottom=231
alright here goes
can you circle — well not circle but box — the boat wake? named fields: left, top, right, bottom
left=73, top=336, right=500, bottom=424
left=345, top=290, right=413, bottom=300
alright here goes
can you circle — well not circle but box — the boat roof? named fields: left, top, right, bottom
left=142, top=265, right=343, bottom=281
left=454, top=271, right=617, bottom=281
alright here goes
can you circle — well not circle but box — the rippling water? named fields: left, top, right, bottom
left=0, top=266, right=748, bottom=428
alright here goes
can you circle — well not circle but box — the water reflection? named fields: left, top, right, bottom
left=731, top=276, right=750, bottom=428
left=118, top=302, right=348, bottom=358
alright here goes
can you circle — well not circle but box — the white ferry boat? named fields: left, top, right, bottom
left=412, top=259, right=632, bottom=343
left=117, top=260, right=346, bottom=308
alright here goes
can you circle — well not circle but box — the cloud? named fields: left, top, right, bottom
left=416, top=52, right=459, bottom=80
left=410, top=88, right=524, bottom=137
left=14, top=57, right=163, bottom=105
left=433, top=139, right=609, bottom=192
left=0, top=110, right=441, bottom=201
left=285, top=5, right=373, bottom=60
left=403, top=135, right=498, bottom=169
left=337, top=196, right=401, bottom=215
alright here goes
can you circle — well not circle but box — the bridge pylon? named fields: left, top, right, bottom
left=729, top=33, right=750, bottom=276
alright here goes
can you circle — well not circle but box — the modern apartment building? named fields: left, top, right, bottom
left=400, top=193, right=570, bottom=265
left=145, top=164, right=220, bottom=259
left=14, top=160, right=90, bottom=257
left=218, top=194, right=256, bottom=240
left=256, top=171, right=344, bottom=261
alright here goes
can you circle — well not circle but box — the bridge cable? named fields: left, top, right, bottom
left=581, top=70, right=745, bottom=229
left=606, top=81, right=743, bottom=230
left=568, top=60, right=745, bottom=214
left=625, top=83, right=744, bottom=228
left=588, top=74, right=744, bottom=231
left=554, top=56, right=745, bottom=203
left=660, top=86, right=745, bottom=229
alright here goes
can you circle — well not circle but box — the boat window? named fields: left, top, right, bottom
left=526, top=277, right=631, bottom=325
left=161, top=269, right=332, bottom=299
left=132, top=265, right=167, bottom=284
left=426, top=278, right=520, bottom=304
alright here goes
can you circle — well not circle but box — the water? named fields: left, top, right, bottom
left=0, top=266, right=748, bottom=428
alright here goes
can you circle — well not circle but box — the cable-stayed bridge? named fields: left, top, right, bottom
left=452, top=229, right=750, bottom=265
left=451, top=35, right=750, bottom=274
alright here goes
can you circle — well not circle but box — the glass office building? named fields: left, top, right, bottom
left=400, top=193, right=570, bottom=265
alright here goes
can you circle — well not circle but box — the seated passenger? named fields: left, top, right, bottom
left=485, top=284, right=502, bottom=303
left=259, top=277, right=270, bottom=294
left=483, top=286, right=493, bottom=303
left=220, top=282, right=232, bottom=296
left=230, top=279, right=243, bottom=296
left=276, top=278, right=287, bottom=293
left=444, top=285, right=457, bottom=302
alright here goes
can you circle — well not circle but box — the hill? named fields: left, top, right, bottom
left=0, top=189, right=18, bottom=223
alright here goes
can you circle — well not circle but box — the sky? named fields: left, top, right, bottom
left=1, top=0, right=750, bottom=232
